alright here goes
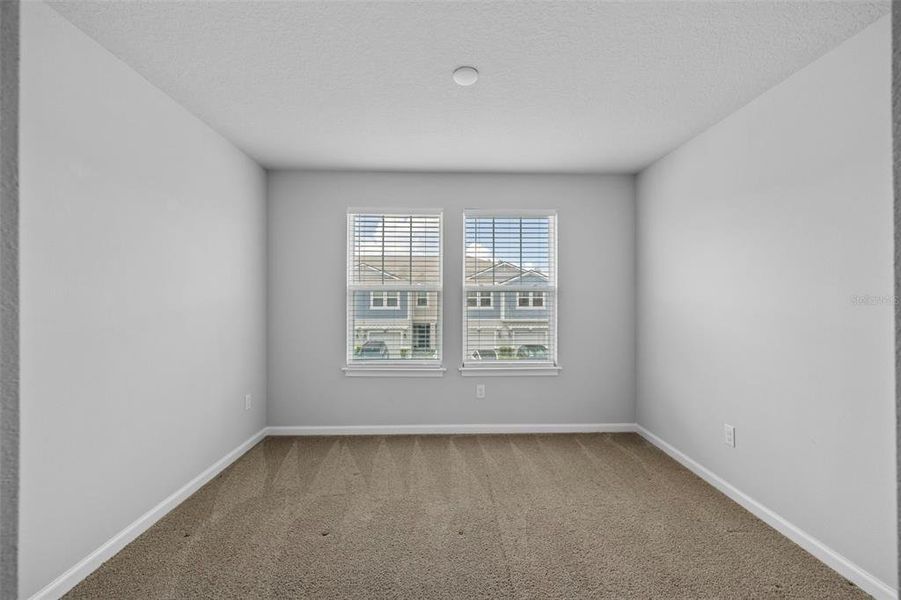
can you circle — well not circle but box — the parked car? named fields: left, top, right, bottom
left=516, top=344, right=549, bottom=360
left=357, top=340, right=389, bottom=359
left=471, top=349, right=498, bottom=361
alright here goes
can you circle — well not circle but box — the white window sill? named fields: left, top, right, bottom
left=458, top=365, right=562, bottom=377
left=342, top=365, right=447, bottom=378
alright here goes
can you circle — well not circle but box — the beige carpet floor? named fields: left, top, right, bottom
left=65, top=433, right=867, bottom=599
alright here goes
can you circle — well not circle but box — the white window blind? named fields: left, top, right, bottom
left=346, top=210, right=442, bottom=368
left=463, top=210, right=557, bottom=367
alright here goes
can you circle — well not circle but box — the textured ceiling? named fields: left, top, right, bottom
left=49, top=1, right=889, bottom=173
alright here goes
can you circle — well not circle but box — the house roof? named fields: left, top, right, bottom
left=352, top=255, right=440, bottom=285
left=499, top=270, right=549, bottom=285
left=466, top=257, right=548, bottom=285
left=351, top=254, right=547, bottom=285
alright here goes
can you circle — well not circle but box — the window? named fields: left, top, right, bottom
left=466, top=291, right=493, bottom=308
left=371, top=291, right=400, bottom=309
left=412, top=323, right=431, bottom=349
left=517, top=291, right=544, bottom=308
left=346, top=210, right=444, bottom=375
left=462, top=210, right=558, bottom=374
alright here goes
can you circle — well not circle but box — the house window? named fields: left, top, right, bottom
left=371, top=291, right=400, bottom=309
left=462, top=211, right=558, bottom=371
left=346, top=210, right=443, bottom=373
left=412, top=323, right=431, bottom=349
left=517, top=291, right=544, bottom=308
left=466, top=291, right=492, bottom=308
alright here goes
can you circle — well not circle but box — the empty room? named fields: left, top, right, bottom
left=0, top=0, right=898, bottom=599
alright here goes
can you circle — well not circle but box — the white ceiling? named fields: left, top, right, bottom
left=49, top=1, right=889, bottom=173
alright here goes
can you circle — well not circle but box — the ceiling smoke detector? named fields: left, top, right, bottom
left=453, top=66, right=479, bottom=86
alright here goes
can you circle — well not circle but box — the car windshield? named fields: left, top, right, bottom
left=518, top=345, right=548, bottom=359
left=359, top=342, right=386, bottom=357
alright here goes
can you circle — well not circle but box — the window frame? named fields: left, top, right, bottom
left=344, top=208, right=446, bottom=377
left=460, top=209, right=560, bottom=377
left=415, top=291, right=429, bottom=307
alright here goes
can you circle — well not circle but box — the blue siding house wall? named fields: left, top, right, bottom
left=465, top=292, right=501, bottom=319
left=503, top=292, right=549, bottom=320
left=353, top=291, right=409, bottom=319
left=505, top=272, right=550, bottom=319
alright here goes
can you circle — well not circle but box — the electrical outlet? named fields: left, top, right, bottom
left=244, top=394, right=252, bottom=411
left=476, top=384, right=486, bottom=399
left=724, top=424, right=735, bottom=448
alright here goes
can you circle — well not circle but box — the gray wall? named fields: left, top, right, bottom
left=637, top=16, right=896, bottom=589
left=19, top=4, right=267, bottom=597
left=0, top=2, right=18, bottom=599
left=893, top=1, right=901, bottom=589
left=268, top=171, right=635, bottom=427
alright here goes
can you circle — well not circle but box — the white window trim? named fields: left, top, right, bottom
left=346, top=209, right=444, bottom=377
left=370, top=291, right=401, bottom=310
left=415, top=292, right=429, bottom=307
left=460, top=210, right=559, bottom=376
left=343, top=365, right=448, bottom=377
left=459, top=364, right=561, bottom=377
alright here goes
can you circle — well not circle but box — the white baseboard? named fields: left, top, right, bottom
left=28, top=428, right=268, bottom=600
left=636, top=426, right=897, bottom=600
left=266, top=423, right=638, bottom=436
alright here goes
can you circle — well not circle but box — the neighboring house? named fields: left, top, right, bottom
left=350, top=256, right=551, bottom=359
left=464, top=260, right=551, bottom=357
left=351, top=289, right=439, bottom=359
left=351, top=256, right=440, bottom=359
